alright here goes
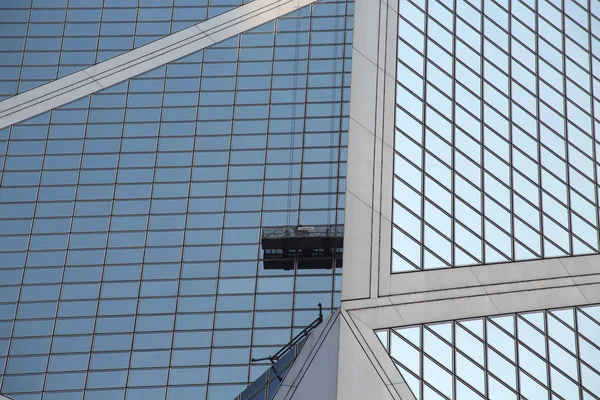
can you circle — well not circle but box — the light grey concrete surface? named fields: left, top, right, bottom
left=392, top=383, right=416, bottom=400
left=287, top=316, right=339, bottom=400
left=380, top=138, right=394, bottom=221
left=337, top=313, right=400, bottom=400
left=351, top=0, right=381, bottom=70
left=370, top=204, right=383, bottom=298
left=469, top=258, right=570, bottom=285
left=386, top=264, right=482, bottom=294
left=559, top=253, right=600, bottom=275
left=342, top=193, right=374, bottom=301
left=378, top=217, right=393, bottom=297
left=346, top=120, right=376, bottom=209
left=348, top=304, right=405, bottom=336
left=348, top=52, right=378, bottom=135
left=393, top=294, right=501, bottom=326
left=487, top=285, right=590, bottom=314
left=386, top=285, right=488, bottom=305
left=0, top=0, right=317, bottom=130
left=571, top=273, right=600, bottom=285
left=274, top=311, right=340, bottom=400
left=343, top=274, right=600, bottom=330
left=578, top=282, right=600, bottom=303
left=384, top=254, right=600, bottom=298
left=482, top=276, right=577, bottom=295
left=342, top=0, right=397, bottom=302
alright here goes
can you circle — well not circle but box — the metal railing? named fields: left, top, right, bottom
left=251, top=303, right=324, bottom=365
left=261, top=225, right=344, bottom=240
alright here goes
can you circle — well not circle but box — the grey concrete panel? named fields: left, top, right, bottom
left=387, top=0, right=399, bottom=13
left=337, top=315, right=399, bottom=400
left=12, top=81, right=104, bottom=123
left=86, top=28, right=208, bottom=79
left=349, top=53, right=378, bottom=133
left=380, top=140, right=394, bottom=221
left=384, top=253, right=600, bottom=298
left=342, top=296, right=394, bottom=310
left=0, top=73, right=103, bottom=128
left=559, top=253, right=600, bottom=276
left=392, top=383, right=416, bottom=400
left=341, top=193, right=373, bottom=301
left=0, top=70, right=92, bottom=110
left=469, top=258, right=570, bottom=286
left=349, top=304, right=405, bottom=330
left=86, top=33, right=212, bottom=77
left=385, top=8, right=398, bottom=85
left=352, top=0, right=382, bottom=65
left=577, top=283, right=600, bottom=303
left=0, top=0, right=318, bottom=129
left=376, top=3, right=390, bottom=77
left=482, top=277, right=577, bottom=295
left=387, top=267, right=481, bottom=295
left=286, top=314, right=339, bottom=400
left=92, top=41, right=215, bottom=90
left=372, top=129, right=383, bottom=215
left=570, top=274, right=600, bottom=285
left=374, top=64, right=386, bottom=146
left=344, top=272, right=597, bottom=330
left=370, top=207, right=382, bottom=297
left=378, top=217, right=393, bottom=297
left=488, top=286, right=590, bottom=314
left=278, top=311, right=340, bottom=393
left=394, top=295, right=500, bottom=325
left=386, top=285, right=488, bottom=305
left=382, top=74, right=396, bottom=147
left=346, top=119, right=376, bottom=208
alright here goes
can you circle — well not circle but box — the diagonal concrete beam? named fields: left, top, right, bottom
left=0, top=0, right=317, bottom=130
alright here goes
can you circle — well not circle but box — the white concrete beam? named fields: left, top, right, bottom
left=343, top=255, right=600, bottom=330
left=0, top=0, right=317, bottom=130
left=342, top=0, right=397, bottom=302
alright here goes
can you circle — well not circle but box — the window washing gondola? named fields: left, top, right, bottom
left=261, top=225, right=344, bottom=270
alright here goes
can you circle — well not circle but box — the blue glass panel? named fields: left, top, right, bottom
left=0, top=2, right=350, bottom=399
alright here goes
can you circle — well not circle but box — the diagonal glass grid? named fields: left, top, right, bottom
left=377, top=304, right=600, bottom=400
left=392, top=0, right=600, bottom=272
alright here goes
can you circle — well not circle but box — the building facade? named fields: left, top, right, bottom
left=0, top=0, right=351, bottom=399
left=263, top=0, right=600, bottom=398
left=328, top=0, right=600, bottom=398
left=2, top=0, right=600, bottom=399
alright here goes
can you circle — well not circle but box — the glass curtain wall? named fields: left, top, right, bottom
left=0, top=0, right=353, bottom=399
left=391, top=0, right=600, bottom=272
left=0, top=0, right=253, bottom=99
left=377, top=304, right=600, bottom=400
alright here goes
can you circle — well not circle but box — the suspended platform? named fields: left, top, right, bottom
left=261, top=225, right=344, bottom=270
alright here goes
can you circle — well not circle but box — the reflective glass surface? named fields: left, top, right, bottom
left=377, top=304, right=600, bottom=400
left=0, top=1, right=353, bottom=398
left=392, top=0, right=600, bottom=271
left=0, top=0, right=254, bottom=99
